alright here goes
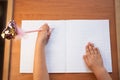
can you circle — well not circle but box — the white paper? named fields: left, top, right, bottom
left=66, top=20, right=112, bottom=72
left=20, top=20, right=112, bottom=73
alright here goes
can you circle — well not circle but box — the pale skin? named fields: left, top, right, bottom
left=83, top=43, right=112, bottom=80
left=33, top=24, right=50, bottom=80
left=33, top=24, right=112, bottom=80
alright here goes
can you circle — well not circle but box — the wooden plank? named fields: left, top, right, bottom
left=115, top=0, right=120, bottom=79
left=2, top=0, right=13, bottom=80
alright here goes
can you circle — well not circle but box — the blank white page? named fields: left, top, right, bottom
left=66, top=20, right=112, bottom=73
left=45, top=21, right=67, bottom=73
left=20, top=20, right=112, bottom=73
left=20, top=20, right=67, bottom=73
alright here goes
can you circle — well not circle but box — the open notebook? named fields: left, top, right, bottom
left=20, top=20, right=112, bottom=73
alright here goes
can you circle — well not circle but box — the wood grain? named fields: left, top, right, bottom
left=2, top=0, right=13, bottom=80
left=115, top=0, right=120, bottom=79
left=3, top=0, right=119, bottom=80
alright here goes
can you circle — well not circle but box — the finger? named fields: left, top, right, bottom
left=88, top=42, right=94, bottom=47
left=88, top=45, right=94, bottom=55
left=47, top=31, right=51, bottom=40
left=47, top=28, right=53, bottom=36
left=89, top=42, right=95, bottom=55
left=83, top=55, right=89, bottom=65
left=96, top=48, right=102, bottom=58
left=93, top=47, right=98, bottom=55
left=41, top=23, right=50, bottom=31
left=94, top=47, right=100, bottom=54
left=86, top=44, right=90, bottom=55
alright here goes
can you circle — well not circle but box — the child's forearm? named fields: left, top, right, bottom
left=93, top=67, right=112, bottom=80
left=33, top=43, right=49, bottom=80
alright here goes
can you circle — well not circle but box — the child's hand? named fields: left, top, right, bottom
left=36, top=24, right=51, bottom=45
left=83, top=42, right=105, bottom=72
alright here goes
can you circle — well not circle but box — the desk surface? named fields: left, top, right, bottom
left=3, top=0, right=119, bottom=80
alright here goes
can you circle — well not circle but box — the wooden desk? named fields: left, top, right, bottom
left=3, top=0, right=119, bottom=80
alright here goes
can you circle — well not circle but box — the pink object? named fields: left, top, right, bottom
left=16, top=27, right=53, bottom=39
left=25, top=29, right=42, bottom=33
left=15, top=27, right=42, bottom=39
